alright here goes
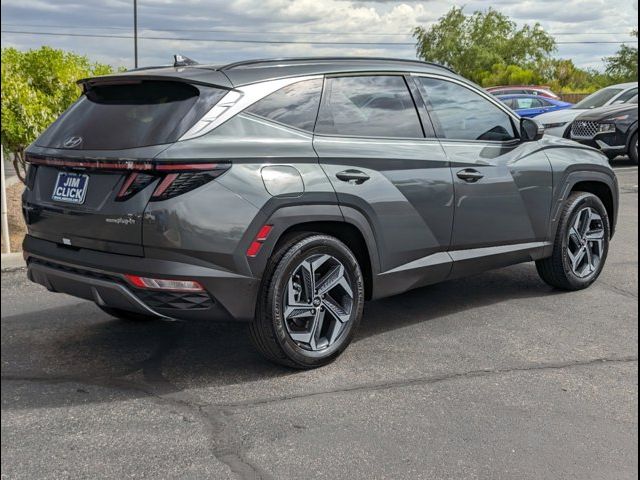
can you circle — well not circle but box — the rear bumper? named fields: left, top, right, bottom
left=23, top=235, right=260, bottom=321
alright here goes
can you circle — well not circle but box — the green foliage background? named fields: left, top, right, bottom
left=414, top=7, right=638, bottom=93
left=1, top=46, right=117, bottom=179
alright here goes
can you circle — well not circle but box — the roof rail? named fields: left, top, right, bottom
left=220, top=57, right=456, bottom=74
left=126, top=65, right=172, bottom=72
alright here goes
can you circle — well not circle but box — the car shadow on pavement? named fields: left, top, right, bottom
left=357, top=263, right=560, bottom=341
left=1, top=263, right=564, bottom=410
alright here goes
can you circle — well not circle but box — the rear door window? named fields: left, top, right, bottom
left=315, top=76, right=423, bottom=138
left=36, top=80, right=227, bottom=150
left=245, top=78, right=323, bottom=131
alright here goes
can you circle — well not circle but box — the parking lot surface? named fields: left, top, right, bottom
left=1, top=164, right=638, bottom=480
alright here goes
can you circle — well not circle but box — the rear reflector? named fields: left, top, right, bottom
left=247, top=225, right=273, bottom=257
left=256, top=225, right=273, bottom=241
left=124, top=274, right=204, bottom=292
left=246, top=241, right=263, bottom=257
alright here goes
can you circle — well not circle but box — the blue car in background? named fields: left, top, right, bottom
left=497, top=94, right=573, bottom=118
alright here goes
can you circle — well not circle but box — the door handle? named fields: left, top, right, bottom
left=336, top=170, right=370, bottom=185
left=456, top=168, right=484, bottom=182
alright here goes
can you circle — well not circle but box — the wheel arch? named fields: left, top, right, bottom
left=570, top=180, right=615, bottom=235
left=545, top=170, right=619, bottom=257
left=250, top=204, right=380, bottom=300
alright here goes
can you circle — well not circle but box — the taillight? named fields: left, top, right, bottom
left=150, top=169, right=228, bottom=201
left=116, top=172, right=156, bottom=201
left=25, top=154, right=231, bottom=201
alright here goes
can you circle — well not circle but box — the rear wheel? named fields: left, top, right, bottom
left=536, top=192, right=610, bottom=290
left=629, top=132, right=638, bottom=164
left=250, top=234, right=364, bottom=369
left=97, top=305, right=159, bottom=322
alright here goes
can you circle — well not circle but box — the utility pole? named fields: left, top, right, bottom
left=1, top=147, right=11, bottom=254
left=133, top=0, right=138, bottom=68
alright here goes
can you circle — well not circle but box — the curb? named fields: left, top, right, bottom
left=1, top=252, right=25, bottom=271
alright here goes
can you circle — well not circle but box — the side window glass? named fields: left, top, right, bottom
left=246, top=78, right=323, bottom=131
left=417, top=77, right=517, bottom=142
left=517, top=98, right=545, bottom=109
left=617, top=88, right=638, bottom=103
left=516, top=98, right=534, bottom=109
left=315, top=76, right=423, bottom=138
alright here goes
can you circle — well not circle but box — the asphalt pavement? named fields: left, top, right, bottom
left=1, top=163, right=638, bottom=480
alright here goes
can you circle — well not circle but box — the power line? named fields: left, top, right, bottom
left=1, top=22, right=416, bottom=36
left=1, top=29, right=638, bottom=46
left=1, top=22, right=636, bottom=37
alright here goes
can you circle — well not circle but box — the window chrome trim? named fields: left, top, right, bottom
left=410, top=72, right=522, bottom=128
left=179, top=75, right=323, bottom=141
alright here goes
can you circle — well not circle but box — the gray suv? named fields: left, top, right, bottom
left=23, top=57, right=618, bottom=368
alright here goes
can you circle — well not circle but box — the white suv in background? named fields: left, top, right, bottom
left=537, top=82, right=638, bottom=137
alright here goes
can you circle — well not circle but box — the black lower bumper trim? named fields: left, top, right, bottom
left=27, top=261, right=171, bottom=319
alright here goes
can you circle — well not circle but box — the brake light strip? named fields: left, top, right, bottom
left=25, top=155, right=224, bottom=172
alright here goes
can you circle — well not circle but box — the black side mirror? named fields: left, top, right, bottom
left=520, top=117, right=544, bottom=141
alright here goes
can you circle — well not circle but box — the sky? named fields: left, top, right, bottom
left=1, top=0, right=638, bottom=71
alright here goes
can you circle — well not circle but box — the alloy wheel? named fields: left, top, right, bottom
left=566, top=207, right=605, bottom=278
left=283, top=254, right=354, bottom=351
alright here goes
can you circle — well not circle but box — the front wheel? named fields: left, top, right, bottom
left=250, top=234, right=364, bottom=369
left=536, top=192, right=610, bottom=290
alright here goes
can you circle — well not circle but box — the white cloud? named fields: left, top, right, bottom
left=1, top=0, right=637, bottom=72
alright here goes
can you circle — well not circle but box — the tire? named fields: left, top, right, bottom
left=97, top=305, right=159, bottom=322
left=629, top=132, right=638, bottom=164
left=536, top=192, right=610, bottom=291
left=249, top=234, right=365, bottom=369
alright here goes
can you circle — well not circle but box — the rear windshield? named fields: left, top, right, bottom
left=36, top=80, right=227, bottom=150
left=573, top=88, right=622, bottom=109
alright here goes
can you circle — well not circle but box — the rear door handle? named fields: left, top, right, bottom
left=456, top=168, right=484, bottom=182
left=336, top=170, right=370, bottom=185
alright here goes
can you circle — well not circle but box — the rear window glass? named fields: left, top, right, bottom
left=573, top=88, right=623, bottom=109
left=36, top=80, right=227, bottom=150
left=245, top=79, right=322, bottom=131
left=315, top=76, right=423, bottom=138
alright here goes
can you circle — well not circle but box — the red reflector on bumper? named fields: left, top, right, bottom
left=124, top=274, right=204, bottom=292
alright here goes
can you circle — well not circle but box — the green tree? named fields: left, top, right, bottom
left=1, top=47, right=116, bottom=182
left=604, top=30, right=638, bottom=83
left=413, top=7, right=556, bottom=84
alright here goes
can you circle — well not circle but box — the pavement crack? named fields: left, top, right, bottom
left=597, top=280, right=638, bottom=299
left=218, top=356, right=639, bottom=409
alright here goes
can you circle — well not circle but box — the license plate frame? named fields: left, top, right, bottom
left=51, top=172, right=90, bottom=204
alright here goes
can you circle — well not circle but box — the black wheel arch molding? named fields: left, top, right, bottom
left=545, top=168, right=619, bottom=257
left=246, top=201, right=382, bottom=301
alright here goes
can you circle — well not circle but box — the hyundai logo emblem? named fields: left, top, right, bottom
left=63, top=136, right=83, bottom=148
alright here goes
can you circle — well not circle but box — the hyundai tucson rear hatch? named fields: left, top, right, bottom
left=23, top=78, right=228, bottom=255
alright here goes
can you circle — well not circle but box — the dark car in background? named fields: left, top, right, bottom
left=22, top=57, right=619, bottom=368
left=538, top=82, right=638, bottom=137
left=487, top=85, right=560, bottom=99
left=498, top=94, right=572, bottom=118
left=570, top=95, right=638, bottom=163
